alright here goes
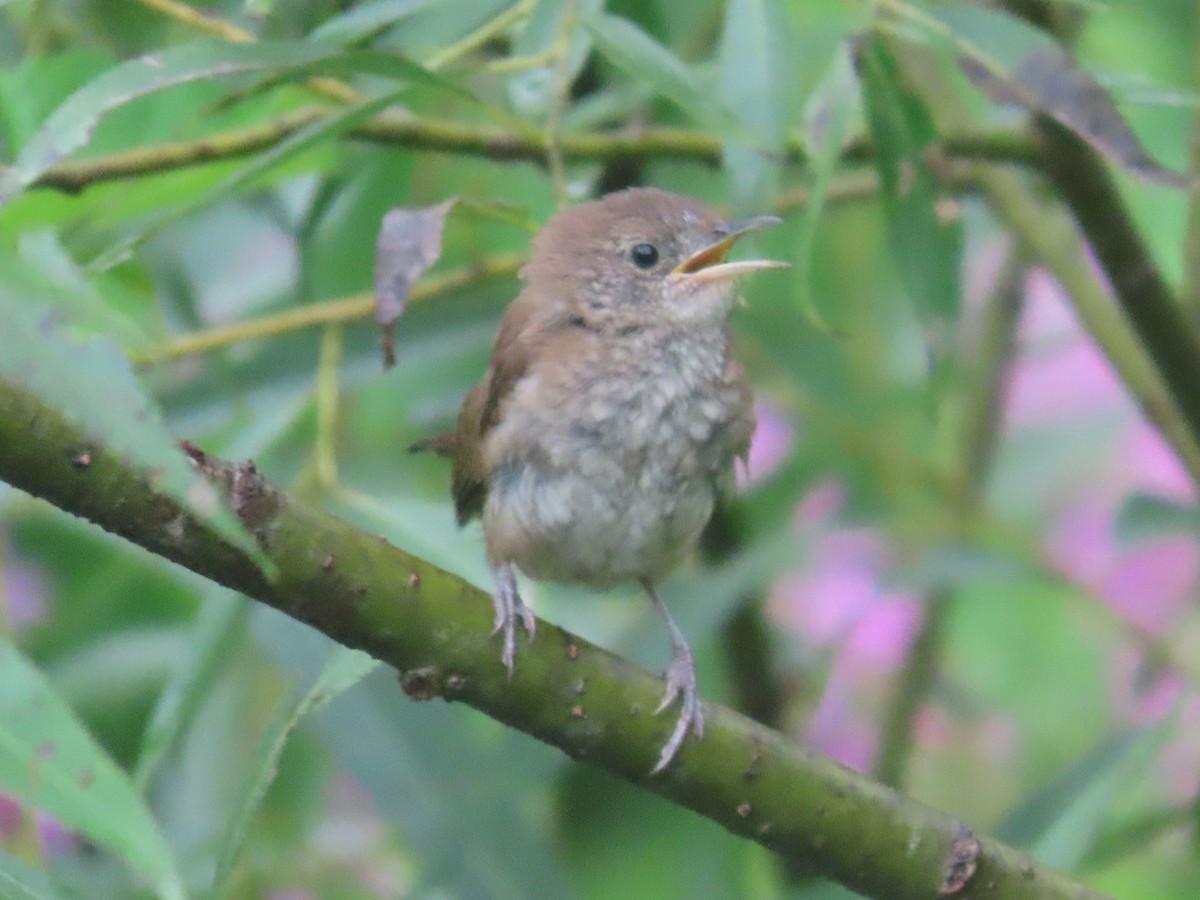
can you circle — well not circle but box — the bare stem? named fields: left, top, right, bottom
left=132, top=253, right=525, bottom=365
left=32, top=107, right=1031, bottom=196
left=425, top=0, right=536, bottom=71
left=314, top=324, right=342, bottom=490
left=134, top=0, right=360, bottom=104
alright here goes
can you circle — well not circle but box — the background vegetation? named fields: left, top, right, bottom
left=0, top=0, right=1198, bottom=897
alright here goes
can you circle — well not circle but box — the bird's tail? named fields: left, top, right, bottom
left=408, top=431, right=457, bottom=457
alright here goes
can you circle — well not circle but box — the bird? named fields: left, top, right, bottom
left=413, top=187, right=786, bottom=772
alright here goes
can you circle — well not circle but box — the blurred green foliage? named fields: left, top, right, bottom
left=0, top=0, right=1198, bottom=898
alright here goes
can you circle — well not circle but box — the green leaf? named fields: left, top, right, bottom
left=0, top=49, right=114, bottom=153
left=0, top=847, right=66, bottom=900
left=291, top=656, right=574, bottom=897
left=585, top=13, right=736, bottom=132
left=996, top=722, right=1175, bottom=869
left=0, top=40, right=458, bottom=205
left=560, top=764, right=770, bottom=900
left=858, top=35, right=962, bottom=326
left=1114, top=493, right=1200, bottom=544
left=134, top=590, right=251, bottom=790
left=794, top=41, right=860, bottom=327
left=718, top=0, right=790, bottom=209
left=0, top=255, right=262, bottom=564
left=923, top=4, right=1190, bottom=188
left=1082, top=804, right=1193, bottom=871
left=208, top=644, right=379, bottom=896
left=309, top=0, right=440, bottom=44
left=17, top=230, right=151, bottom=350
left=90, top=86, right=411, bottom=270
left=0, top=637, right=185, bottom=900
left=507, top=0, right=603, bottom=118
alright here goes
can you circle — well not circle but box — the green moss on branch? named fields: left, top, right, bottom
left=0, top=376, right=1108, bottom=900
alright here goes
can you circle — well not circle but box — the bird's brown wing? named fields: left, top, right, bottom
left=443, top=293, right=548, bottom=525
left=723, top=354, right=756, bottom=490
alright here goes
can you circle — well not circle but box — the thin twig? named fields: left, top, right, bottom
left=544, top=0, right=579, bottom=205
left=134, top=0, right=360, bottom=104
left=135, top=0, right=255, bottom=43
left=132, top=253, right=525, bottom=365
left=31, top=104, right=1031, bottom=195
left=425, top=0, right=536, bottom=71
left=314, top=324, right=342, bottom=489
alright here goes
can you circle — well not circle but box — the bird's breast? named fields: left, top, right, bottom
left=481, top=330, right=744, bottom=585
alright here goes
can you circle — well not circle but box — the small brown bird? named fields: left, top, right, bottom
left=415, top=187, right=785, bottom=772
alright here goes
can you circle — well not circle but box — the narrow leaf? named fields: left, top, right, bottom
left=997, top=722, right=1174, bottom=869
left=309, top=0, right=439, bottom=43
left=794, top=41, right=860, bottom=328
left=718, top=0, right=790, bottom=208
left=91, top=86, right=410, bottom=270
left=134, top=590, right=251, bottom=790
left=17, top=230, right=151, bottom=350
left=1114, top=493, right=1200, bottom=544
left=0, top=256, right=261, bottom=563
left=858, top=36, right=962, bottom=325
left=507, top=0, right=603, bottom=118
left=0, top=638, right=185, bottom=900
left=961, top=45, right=1191, bottom=188
left=585, top=13, right=737, bottom=132
left=0, top=847, right=64, bottom=900
left=929, top=4, right=1191, bottom=188
left=209, top=645, right=379, bottom=895
left=1, top=41, right=459, bottom=205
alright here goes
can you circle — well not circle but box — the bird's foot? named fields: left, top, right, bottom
left=651, top=649, right=704, bottom=774
left=491, top=563, right=535, bottom=680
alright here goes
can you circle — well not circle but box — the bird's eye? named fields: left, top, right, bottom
left=629, top=243, right=660, bottom=269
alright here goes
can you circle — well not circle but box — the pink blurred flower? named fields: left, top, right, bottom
left=803, top=595, right=921, bottom=770
left=1011, top=270, right=1197, bottom=635
left=34, top=813, right=75, bottom=856
left=770, top=500, right=922, bottom=769
left=1004, top=265, right=1199, bottom=802
left=0, top=793, right=21, bottom=840
left=769, top=258, right=1200, bottom=781
left=1, top=542, right=49, bottom=631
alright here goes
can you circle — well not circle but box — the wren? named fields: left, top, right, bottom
left=414, top=187, right=785, bottom=772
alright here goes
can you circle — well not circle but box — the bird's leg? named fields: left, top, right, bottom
left=642, top=579, right=704, bottom=774
left=491, top=562, right=536, bottom=679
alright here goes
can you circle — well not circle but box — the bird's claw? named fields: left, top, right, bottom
left=491, top=565, right=535, bottom=680
left=650, top=653, right=704, bottom=774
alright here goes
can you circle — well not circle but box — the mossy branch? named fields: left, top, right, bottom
left=0, top=375, right=1109, bottom=900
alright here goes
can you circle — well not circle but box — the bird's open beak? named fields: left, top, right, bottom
left=670, top=214, right=789, bottom=284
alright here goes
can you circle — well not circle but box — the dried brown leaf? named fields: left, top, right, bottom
left=960, top=45, right=1191, bottom=189
left=374, top=199, right=455, bottom=368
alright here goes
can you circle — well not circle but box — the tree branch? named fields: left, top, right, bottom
left=1033, top=117, right=1200, bottom=453
left=0, top=376, right=1109, bottom=900
left=31, top=105, right=1033, bottom=195
left=130, top=253, right=525, bottom=365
